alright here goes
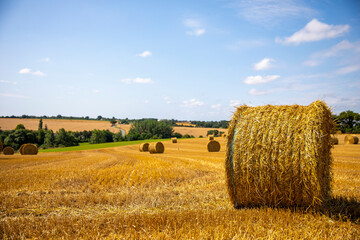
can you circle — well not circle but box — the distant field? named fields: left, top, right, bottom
left=0, top=118, right=226, bottom=137
left=0, top=138, right=359, bottom=239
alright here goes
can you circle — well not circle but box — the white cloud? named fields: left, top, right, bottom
left=211, top=104, right=222, bottom=109
left=182, top=99, right=204, bottom=108
left=229, top=100, right=241, bottom=107
left=137, top=51, right=152, bottom=58
left=144, top=100, right=150, bottom=104
left=228, top=0, right=316, bottom=26
left=187, top=29, right=206, bottom=36
left=277, top=19, right=350, bottom=45
left=244, top=75, right=280, bottom=84
left=254, top=58, right=274, bottom=70
left=0, top=80, right=17, bottom=85
left=336, top=65, right=360, bottom=75
left=19, top=68, right=31, bottom=74
left=120, top=77, right=153, bottom=84
left=0, top=93, right=29, bottom=99
left=303, top=40, right=360, bottom=66
left=163, top=96, right=171, bottom=104
left=42, top=57, right=51, bottom=62
left=184, top=18, right=206, bottom=36
left=93, top=89, right=100, bottom=94
left=248, top=88, right=268, bottom=95
left=18, top=68, right=46, bottom=76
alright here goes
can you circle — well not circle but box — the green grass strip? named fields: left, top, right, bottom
left=39, top=139, right=171, bottom=153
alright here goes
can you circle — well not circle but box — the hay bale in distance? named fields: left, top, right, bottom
left=208, top=135, right=214, bottom=141
left=225, top=100, right=334, bottom=208
left=345, top=135, right=359, bottom=144
left=336, top=130, right=342, bottom=134
left=171, top=137, right=177, bottom=143
left=139, top=143, right=150, bottom=152
left=331, top=137, right=339, bottom=145
left=207, top=140, right=220, bottom=152
left=0, top=140, right=3, bottom=152
left=19, top=144, right=26, bottom=155
left=3, top=146, right=15, bottom=155
left=22, top=144, right=38, bottom=155
left=149, top=142, right=164, bottom=154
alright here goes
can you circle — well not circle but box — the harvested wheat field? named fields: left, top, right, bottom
left=0, top=137, right=359, bottom=239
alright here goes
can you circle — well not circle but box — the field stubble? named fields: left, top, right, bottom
left=0, top=138, right=359, bottom=239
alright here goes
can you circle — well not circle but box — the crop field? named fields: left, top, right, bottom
left=0, top=118, right=225, bottom=137
left=1, top=137, right=359, bottom=239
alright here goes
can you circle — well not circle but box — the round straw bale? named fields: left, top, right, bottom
left=225, top=100, right=334, bottom=208
left=336, top=130, right=342, bottom=134
left=149, top=142, right=164, bottom=154
left=354, top=136, right=359, bottom=144
left=207, top=140, right=220, bottom=152
left=3, top=146, right=15, bottom=155
left=171, top=137, right=177, bottom=143
left=0, top=140, right=3, bottom=152
left=139, top=143, right=149, bottom=152
left=345, top=135, right=359, bottom=144
left=19, top=144, right=26, bottom=155
left=208, top=135, right=214, bottom=141
left=331, top=137, right=338, bottom=145
left=22, top=144, right=38, bottom=155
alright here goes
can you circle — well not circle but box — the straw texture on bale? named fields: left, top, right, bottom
left=344, top=135, right=358, bottom=144
left=208, top=135, right=214, bottom=141
left=225, top=100, right=334, bottom=208
left=149, top=142, right=164, bottom=154
left=331, top=137, right=339, bottom=145
left=22, top=144, right=38, bottom=155
left=139, top=143, right=150, bottom=152
left=3, top=146, right=15, bottom=155
left=207, top=140, right=220, bottom=152
left=172, top=137, right=178, bottom=143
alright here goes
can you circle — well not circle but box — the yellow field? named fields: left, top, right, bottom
left=0, top=118, right=225, bottom=137
left=0, top=138, right=359, bottom=239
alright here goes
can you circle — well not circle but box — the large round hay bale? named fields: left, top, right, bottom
left=331, top=137, right=339, bottom=145
left=208, top=135, right=214, bottom=141
left=19, top=144, right=26, bottom=155
left=139, top=143, right=149, bottom=152
left=345, top=135, right=359, bottom=144
left=207, top=140, right=220, bottom=152
left=149, top=142, right=164, bottom=154
left=3, top=146, right=15, bottom=155
left=22, top=144, right=38, bottom=155
left=171, top=137, right=177, bottom=143
left=225, top=101, right=334, bottom=208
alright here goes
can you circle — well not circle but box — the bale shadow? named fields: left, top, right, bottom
left=320, top=196, right=360, bottom=223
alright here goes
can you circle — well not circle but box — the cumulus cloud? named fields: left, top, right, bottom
left=182, top=98, right=204, bottom=108
left=120, top=77, right=153, bottom=84
left=42, top=57, right=51, bottom=62
left=336, top=65, right=360, bottom=75
left=184, top=18, right=206, bottom=36
left=211, top=104, right=222, bottom=109
left=19, top=68, right=46, bottom=76
left=137, top=51, right=152, bottom=58
left=248, top=88, right=268, bottom=95
left=0, top=93, right=29, bottom=99
left=244, top=75, right=280, bottom=84
left=276, top=19, right=350, bottom=45
left=254, top=58, right=274, bottom=70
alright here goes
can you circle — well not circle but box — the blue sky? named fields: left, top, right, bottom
left=0, top=0, right=359, bottom=121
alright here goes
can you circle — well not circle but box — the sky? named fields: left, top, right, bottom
left=0, top=0, right=359, bottom=121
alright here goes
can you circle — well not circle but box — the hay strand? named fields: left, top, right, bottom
left=149, top=142, right=164, bottom=154
left=225, top=100, right=334, bottom=208
left=139, top=143, right=150, bottom=152
left=207, top=140, right=220, bottom=152
left=171, top=137, right=177, bottom=143
left=3, top=146, right=15, bottom=155
left=22, top=144, right=38, bottom=155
